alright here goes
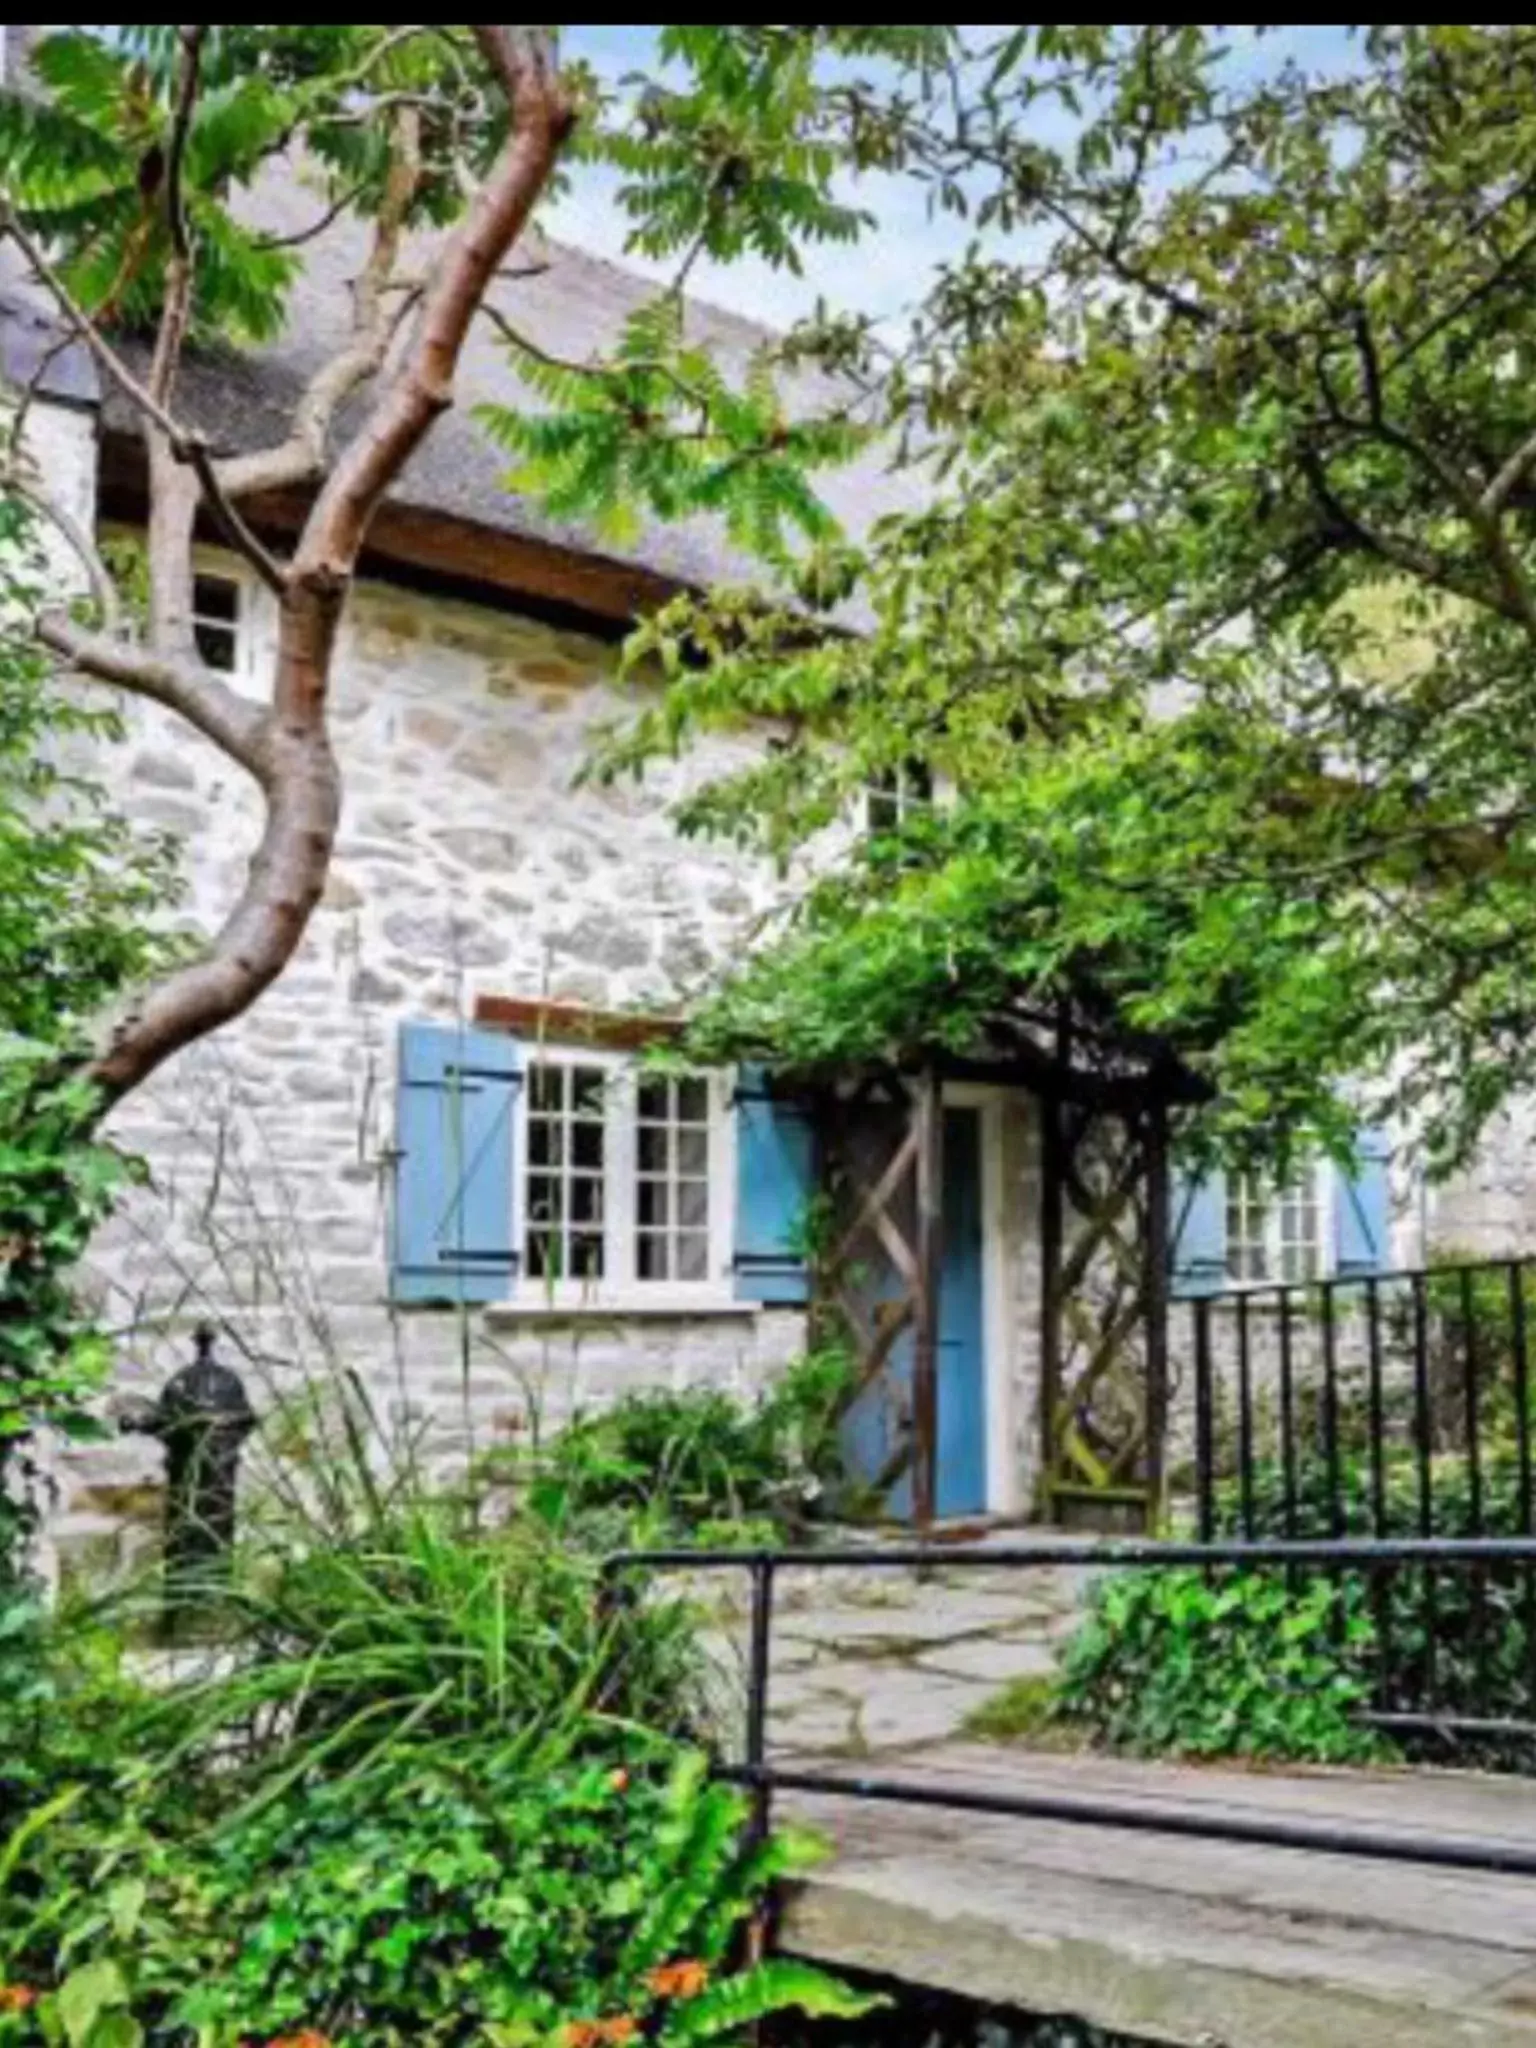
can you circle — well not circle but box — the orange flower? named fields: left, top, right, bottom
left=564, top=2018, right=638, bottom=2048
left=646, top=1961, right=710, bottom=2001
left=609, top=1768, right=630, bottom=1793
left=0, top=1987, right=38, bottom=2014
left=266, top=2033, right=332, bottom=2048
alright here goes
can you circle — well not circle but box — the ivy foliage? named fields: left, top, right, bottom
left=1056, top=1568, right=1389, bottom=1766
left=0, top=510, right=175, bottom=1545
left=573, top=26, right=1536, bottom=1177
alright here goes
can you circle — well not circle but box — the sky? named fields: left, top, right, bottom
left=546, top=26, right=1360, bottom=335
left=546, top=26, right=954, bottom=335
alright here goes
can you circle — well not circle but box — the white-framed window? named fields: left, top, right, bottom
left=192, top=569, right=245, bottom=675
left=1224, top=1160, right=1331, bottom=1285
left=864, top=760, right=934, bottom=836
left=514, top=1046, right=735, bottom=1305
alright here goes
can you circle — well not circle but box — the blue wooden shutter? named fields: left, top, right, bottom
left=733, top=1063, right=815, bottom=1304
left=1335, top=1126, right=1391, bottom=1277
left=392, top=1022, right=521, bottom=1304
left=1170, top=1169, right=1227, bottom=1297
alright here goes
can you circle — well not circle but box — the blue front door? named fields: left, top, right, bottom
left=936, top=1105, right=987, bottom=1516
left=840, top=1102, right=989, bottom=1519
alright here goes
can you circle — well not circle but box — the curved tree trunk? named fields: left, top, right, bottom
left=90, top=585, right=345, bottom=1099
left=51, top=30, right=576, bottom=1111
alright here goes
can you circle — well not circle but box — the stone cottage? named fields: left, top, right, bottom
left=3, top=61, right=1531, bottom=1575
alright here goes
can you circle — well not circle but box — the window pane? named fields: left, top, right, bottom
left=528, top=1118, right=560, bottom=1168
left=572, top=1067, right=605, bottom=1119
left=676, top=1231, right=709, bottom=1281
left=194, top=621, right=237, bottom=673
left=527, top=1173, right=563, bottom=1224
left=866, top=779, right=900, bottom=833
left=638, top=1125, right=670, bottom=1173
left=572, top=1120, right=603, bottom=1170
left=526, top=1230, right=556, bottom=1279
left=631, top=1063, right=713, bottom=1288
left=1225, top=1170, right=1269, bottom=1283
left=571, top=1232, right=604, bottom=1279
left=193, top=575, right=238, bottom=622
left=570, top=1176, right=604, bottom=1224
left=529, top=1064, right=563, bottom=1113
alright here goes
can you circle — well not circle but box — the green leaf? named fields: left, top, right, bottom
left=57, top=1960, right=128, bottom=2048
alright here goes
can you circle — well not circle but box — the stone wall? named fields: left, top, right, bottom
left=47, top=548, right=822, bottom=1578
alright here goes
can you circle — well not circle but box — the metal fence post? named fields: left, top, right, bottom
left=1194, top=1296, right=1215, bottom=1543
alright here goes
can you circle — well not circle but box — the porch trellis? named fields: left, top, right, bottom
left=818, top=1065, right=945, bottom=1526
left=1040, top=1096, right=1170, bottom=1527
left=803, top=997, right=1192, bottom=1531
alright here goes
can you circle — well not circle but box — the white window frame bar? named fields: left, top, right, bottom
left=1224, top=1159, right=1336, bottom=1288
left=509, top=1043, right=738, bottom=1309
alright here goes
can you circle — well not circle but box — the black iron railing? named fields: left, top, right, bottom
left=604, top=1539, right=1536, bottom=1877
left=1182, top=1257, right=1536, bottom=1744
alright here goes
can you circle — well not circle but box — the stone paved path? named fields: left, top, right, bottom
left=699, top=1556, right=1092, bottom=1761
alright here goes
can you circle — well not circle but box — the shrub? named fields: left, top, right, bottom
left=1056, top=1567, right=1390, bottom=1765
left=1213, top=1448, right=1536, bottom=1754
left=132, top=1502, right=722, bottom=1785
left=0, top=1506, right=875, bottom=2046
left=2, top=1748, right=874, bottom=2048
left=508, top=1346, right=857, bottom=1546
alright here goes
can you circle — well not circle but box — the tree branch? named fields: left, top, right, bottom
left=0, top=204, right=292, bottom=597
left=34, top=613, right=269, bottom=780
left=1297, top=442, right=1521, bottom=620
left=1, top=468, right=120, bottom=631
left=84, top=26, right=577, bottom=1103
left=146, top=24, right=206, bottom=407
left=217, top=107, right=426, bottom=504
left=294, top=31, right=574, bottom=589
left=1481, top=425, right=1536, bottom=517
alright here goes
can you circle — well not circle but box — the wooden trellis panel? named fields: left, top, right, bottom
left=820, top=1068, right=943, bottom=1525
left=1041, top=1098, right=1169, bottom=1529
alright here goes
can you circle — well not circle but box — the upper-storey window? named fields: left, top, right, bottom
left=864, top=761, right=934, bottom=836
left=192, top=572, right=242, bottom=674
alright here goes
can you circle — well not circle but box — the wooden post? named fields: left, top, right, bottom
left=910, top=1065, right=944, bottom=1529
left=1038, top=1092, right=1063, bottom=1522
left=1144, top=1101, right=1171, bottom=1530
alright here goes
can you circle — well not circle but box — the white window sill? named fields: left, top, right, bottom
left=484, top=1294, right=758, bottom=1327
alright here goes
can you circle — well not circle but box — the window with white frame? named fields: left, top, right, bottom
left=1224, top=1160, right=1329, bottom=1285
left=518, top=1049, right=732, bottom=1301
left=192, top=571, right=244, bottom=675
left=864, top=760, right=934, bottom=835
left=636, top=1073, right=712, bottom=1281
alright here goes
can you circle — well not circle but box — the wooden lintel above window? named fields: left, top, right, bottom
left=473, top=994, right=687, bottom=1053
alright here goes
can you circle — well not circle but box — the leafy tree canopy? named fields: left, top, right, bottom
left=573, top=24, right=1536, bottom=1177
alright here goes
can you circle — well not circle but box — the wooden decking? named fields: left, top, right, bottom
left=778, top=1745, right=1536, bottom=2048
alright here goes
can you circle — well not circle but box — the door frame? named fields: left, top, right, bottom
left=941, top=1082, right=1014, bottom=1516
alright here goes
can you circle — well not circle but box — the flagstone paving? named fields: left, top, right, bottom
left=698, top=1555, right=1093, bottom=1760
